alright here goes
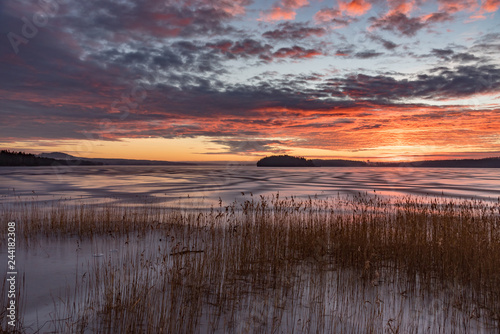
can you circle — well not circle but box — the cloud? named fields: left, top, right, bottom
left=422, top=12, right=453, bottom=23
left=227, top=39, right=274, bottom=58
left=57, top=2, right=242, bottom=41
left=431, top=48, right=455, bottom=59
left=314, top=8, right=341, bottom=22
left=369, top=0, right=454, bottom=37
left=386, top=0, right=416, bottom=15
left=468, top=0, right=500, bottom=20
left=338, top=0, right=372, bottom=16
left=427, top=48, right=481, bottom=63
left=208, top=0, right=254, bottom=16
left=260, top=7, right=297, bottom=21
left=313, top=7, right=356, bottom=27
left=437, top=0, right=478, bottom=13
left=206, top=40, right=234, bottom=53
left=329, top=65, right=500, bottom=101
left=208, top=139, right=288, bottom=155
left=259, top=0, right=309, bottom=21
left=470, top=33, right=500, bottom=56
left=451, top=52, right=481, bottom=62
left=335, top=48, right=354, bottom=56
left=272, top=46, right=323, bottom=59
left=262, top=22, right=326, bottom=40
left=354, top=50, right=384, bottom=58
left=206, top=39, right=322, bottom=61
left=368, top=34, right=399, bottom=50
left=481, top=0, right=500, bottom=12
left=353, top=124, right=383, bottom=130
left=370, top=13, right=425, bottom=36
left=283, top=0, right=309, bottom=8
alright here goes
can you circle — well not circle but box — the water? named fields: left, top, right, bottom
left=1, top=165, right=499, bottom=332
left=0, top=165, right=499, bottom=207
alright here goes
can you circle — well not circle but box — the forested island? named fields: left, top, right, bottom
left=257, top=155, right=315, bottom=167
left=257, top=155, right=500, bottom=168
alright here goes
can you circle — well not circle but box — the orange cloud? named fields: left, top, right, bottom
left=481, top=0, right=500, bottom=11
left=259, top=0, right=309, bottom=21
left=273, top=46, right=323, bottom=59
left=387, top=0, right=415, bottom=15
left=338, top=0, right=372, bottom=16
left=438, top=0, right=478, bottom=13
left=283, top=0, right=309, bottom=9
left=260, top=7, right=297, bottom=21
left=314, top=8, right=342, bottom=22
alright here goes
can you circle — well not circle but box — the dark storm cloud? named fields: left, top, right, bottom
left=262, top=22, right=326, bottom=40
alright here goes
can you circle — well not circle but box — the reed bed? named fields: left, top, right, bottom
left=1, top=193, right=500, bottom=333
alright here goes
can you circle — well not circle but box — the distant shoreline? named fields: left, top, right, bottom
left=0, top=150, right=196, bottom=167
left=257, top=155, right=500, bottom=168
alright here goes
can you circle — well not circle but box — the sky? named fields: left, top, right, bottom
left=1, top=0, right=499, bottom=162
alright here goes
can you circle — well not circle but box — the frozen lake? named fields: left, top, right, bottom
left=0, top=165, right=499, bottom=206
left=1, top=165, right=500, bottom=332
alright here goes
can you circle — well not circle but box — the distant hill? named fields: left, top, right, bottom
left=0, top=150, right=102, bottom=166
left=38, top=152, right=196, bottom=166
left=257, top=155, right=315, bottom=167
left=38, top=152, right=76, bottom=160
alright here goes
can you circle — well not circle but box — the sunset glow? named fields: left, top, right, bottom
left=1, top=0, right=499, bottom=162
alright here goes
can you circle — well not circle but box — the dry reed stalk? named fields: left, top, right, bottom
left=1, top=193, right=499, bottom=332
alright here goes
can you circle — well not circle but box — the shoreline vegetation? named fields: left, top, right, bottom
left=1, top=193, right=500, bottom=332
left=257, top=155, right=500, bottom=168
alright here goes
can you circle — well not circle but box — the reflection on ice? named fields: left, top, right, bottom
left=1, top=166, right=499, bottom=207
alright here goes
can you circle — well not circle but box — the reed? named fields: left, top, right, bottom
left=1, top=193, right=499, bottom=332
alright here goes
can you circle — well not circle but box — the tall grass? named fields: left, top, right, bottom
left=1, top=193, right=500, bottom=332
